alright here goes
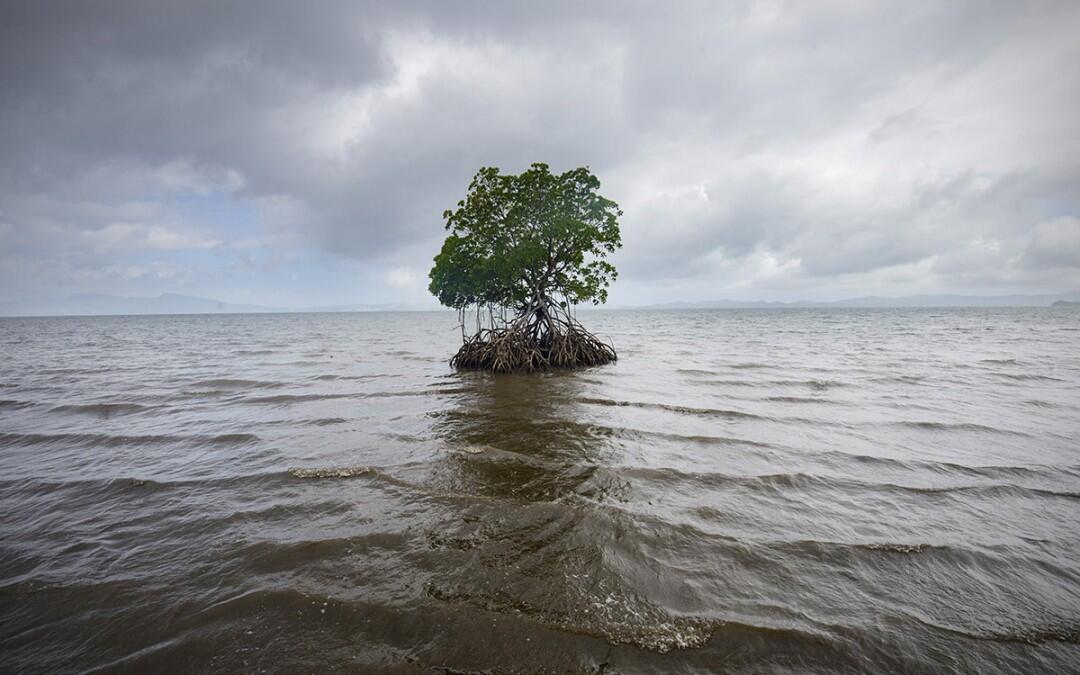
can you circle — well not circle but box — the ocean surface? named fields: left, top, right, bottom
left=1, top=308, right=1078, bottom=674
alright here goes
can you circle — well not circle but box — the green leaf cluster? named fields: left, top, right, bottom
left=428, top=163, right=622, bottom=310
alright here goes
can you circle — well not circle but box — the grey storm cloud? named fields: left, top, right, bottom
left=1, top=0, right=1078, bottom=304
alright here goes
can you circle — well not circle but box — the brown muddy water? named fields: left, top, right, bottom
left=1, top=308, right=1079, bottom=673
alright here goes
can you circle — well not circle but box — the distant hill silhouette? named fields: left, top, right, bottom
left=641, top=292, right=1080, bottom=310
left=0, top=293, right=271, bottom=317
left=3, top=291, right=1079, bottom=317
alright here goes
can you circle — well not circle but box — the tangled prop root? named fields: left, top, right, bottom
left=451, top=324, right=617, bottom=373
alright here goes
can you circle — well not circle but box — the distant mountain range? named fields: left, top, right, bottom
left=0, top=293, right=432, bottom=317
left=639, top=292, right=1080, bottom=310
left=1, top=291, right=1079, bottom=317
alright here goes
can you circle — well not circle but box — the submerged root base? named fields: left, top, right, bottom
left=451, top=326, right=617, bottom=373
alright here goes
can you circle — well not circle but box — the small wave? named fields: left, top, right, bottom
left=815, top=450, right=1064, bottom=481
left=766, top=379, right=844, bottom=389
left=310, top=373, right=385, bottom=382
left=173, top=389, right=233, bottom=399
left=288, top=466, right=376, bottom=479
left=0, top=399, right=34, bottom=410
left=687, top=378, right=759, bottom=387
left=621, top=466, right=815, bottom=491
left=49, top=402, right=148, bottom=417
left=873, top=374, right=924, bottom=384
left=286, top=465, right=425, bottom=493
left=763, top=395, right=843, bottom=404
left=577, top=397, right=763, bottom=420
left=459, top=444, right=492, bottom=455
left=676, top=368, right=718, bottom=377
left=37, top=366, right=110, bottom=375
left=303, top=417, right=349, bottom=426
left=622, top=466, right=1080, bottom=501
left=858, top=542, right=935, bottom=554
left=894, top=420, right=1028, bottom=436
left=188, top=378, right=284, bottom=390
left=362, top=389, right=464, bottom=399
left=980, top=358, right=1019, bottom=365
left=0, top=469, right=287, bottom=495
left=767, top=538, right=947, bottom=558
left=427, top=584, right=716, bottom=654
left=450, top=444, right=564, bottom=471
left=634, top=428, right=774, bottom=448
left=675, top=375, right=845, bottom=390
left=901, top=483, right=1080, bottom=500
left=211, top=433, right=261, bottom=444
left=245, top=393, right=351, bottom=404
left=988, top=623, right=1080, bottom=645
left=912, top=613, right=1080, bottom=646
left=1023, top=399, right=1057, bottom=408
left=996, top=373, right=1065, bottom=382
left=855, top=478, right=1080, bottom=501
left=0, top=431, right=258, bottom=448
left=243, top=532, right=405, bottom=573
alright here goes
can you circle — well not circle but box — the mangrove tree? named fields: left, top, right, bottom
left=429, top=163, right=622, bottom=372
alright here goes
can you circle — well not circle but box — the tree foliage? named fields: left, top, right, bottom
left=429, top=163, right=622, bottom=312
left=428, top=163, right=622, bottom=372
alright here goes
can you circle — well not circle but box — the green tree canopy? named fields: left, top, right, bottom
left=428, top=163, right=622, bottom=313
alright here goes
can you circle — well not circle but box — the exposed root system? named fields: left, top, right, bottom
left=451, top=309, right=616, bottom=373
left=452, top=325, right=616, bottom=372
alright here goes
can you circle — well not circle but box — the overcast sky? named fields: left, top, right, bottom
left=2, top=1, right=1078, bottom=308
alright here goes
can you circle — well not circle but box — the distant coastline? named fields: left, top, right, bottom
left=3, top=290, right=1080, bottom=318
left=639, top=292, right=1080, bottom=311
left=0, top=293, right=437, bottom=318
